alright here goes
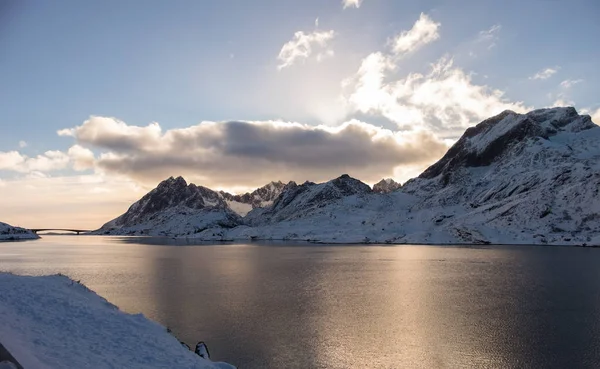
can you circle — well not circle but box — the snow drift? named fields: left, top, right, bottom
left=0, top=272, right=234, bottom=369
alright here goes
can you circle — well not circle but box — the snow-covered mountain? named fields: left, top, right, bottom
left=245, top=174, right=372, bottom=226
left=96, top=107, right=600, bottom=245
left=372, top=178, right=401, bottom=193
left=0, top=221, right=39, bottom=241
left=220, top=181, right=288, bottom=216
left=95, top=176, right=241, bottom=236
left=398, top=106, right=600, bottom=245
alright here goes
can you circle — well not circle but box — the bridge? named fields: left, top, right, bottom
left=30, top=229, right=92, bottom=235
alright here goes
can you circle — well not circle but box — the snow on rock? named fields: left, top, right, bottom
left=95, top=107, right=600, bottom=245
left=228, top=107, right=600, bottom=245
left=0, top=272, right=234, bottom=369
left=401, top=107, right=600, bottom=245
left=227, top=190, right=419, bottom=243
left=220, top=181, right=288, bottom=215
left=94, top=176, right=241, bottom=237
left=0, top=222, right=39, bottom=241
left=419, top=107, right=591, bottom=179
left=372, top=178, right=401, bottom=193
left=244, top=174, right=372, bottom=226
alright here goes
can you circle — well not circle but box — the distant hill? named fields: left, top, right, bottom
left=0, top=222, right=39, bottom=241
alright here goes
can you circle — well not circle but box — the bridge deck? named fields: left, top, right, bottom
left=30, top=229, right=92, bottom=234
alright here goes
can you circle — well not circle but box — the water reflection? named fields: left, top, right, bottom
left=1, top=237, right=600, bottom=368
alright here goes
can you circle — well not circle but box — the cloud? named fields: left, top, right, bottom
left=547, top=79, right=583, bottom=107
left=315, top=49, right=335, bottom=62
left=0, top=151, right=25, bottom=171
left=0, top=150, right=70, bottom=173
left=529, top=67, right=559, bottom=80
left=477, top=24, right=501, bottom=49
left=339, top=13, right=528, bottom=136
left=560, top=79, right=583, bottom=89
left=58, top=116, right=163, bottom=152
left=59, top=116, right=450, bottom=187
left=68, top=145, right=95, bottom=171
left=0, top=145, right=96, bottom=174
left=342, top=0, right=363, bottom=9
left=26, top=151, right=70, bottom=172
left=552, top=98, right=574, bottom=107
left=277, top=30, right=335, bottom=69
left=343, top=54, right=528, bottom=135
left=389, top=13, right=440, bottom=56
left=589, top=108, right=600, bottom=125
left=478, top=24, right=501, bottom=41
left=19, top=141, right=27, bottom=148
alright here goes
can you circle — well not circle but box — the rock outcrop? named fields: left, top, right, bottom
left=372, top=178, right=401, bottom=193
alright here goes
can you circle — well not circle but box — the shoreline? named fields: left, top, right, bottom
left=41, top=233, right=600, bottom=248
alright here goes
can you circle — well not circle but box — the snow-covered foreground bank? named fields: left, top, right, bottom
left=0, top=273, right=234, bottom=369
left=0, top=222, right=38, bottom=241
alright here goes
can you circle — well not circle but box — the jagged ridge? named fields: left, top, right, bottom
left=95, top=107, right=600, bottom=245
left=419, top=107, right=595, bottom=181
left=96, top=176, right=241, bottom=236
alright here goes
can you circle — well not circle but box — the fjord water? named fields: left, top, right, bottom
left=1, top=236, right=600, bottom=368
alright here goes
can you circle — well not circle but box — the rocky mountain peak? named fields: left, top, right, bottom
left=246, top=174, right=373, bottom=226
left=273, top=174, right=370, bottom=211
left=330, top=174, right=372, bottom=195
left=104, top=176, right=228, bottom=228
left=419, top=107, right=595, bottom=180
left=158, top=176, right=187, bottom=189
left=373, top=178, right=401, bottom=193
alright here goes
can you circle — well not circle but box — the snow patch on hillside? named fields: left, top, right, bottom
left=220, top=181, right=288, bottom=215
left=225, top=201, right=253, bottom=217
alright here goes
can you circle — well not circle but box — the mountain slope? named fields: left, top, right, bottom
left=230, top=107, right=600, bottom=245
left=244, top=174, right=372, bottom=226
left=398, top=107, right=600, bottom=244
left=220, top=181, right=287, bottom=216
left=95, top=176, right=241, bottom=236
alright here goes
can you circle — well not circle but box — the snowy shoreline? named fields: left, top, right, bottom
left=0, top=272, right=234, bottom=369
left=86, top=233, right=600, bottom=247
left=0, top=222, right=39, bottom=242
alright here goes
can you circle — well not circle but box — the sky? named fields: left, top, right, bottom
left=1, top=0, right=599, bottom=229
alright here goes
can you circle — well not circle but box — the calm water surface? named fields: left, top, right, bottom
left=1, top=236, right=600, bottom=368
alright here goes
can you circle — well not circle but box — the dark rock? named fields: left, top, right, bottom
left=419, top=107, right=596, bottom=182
